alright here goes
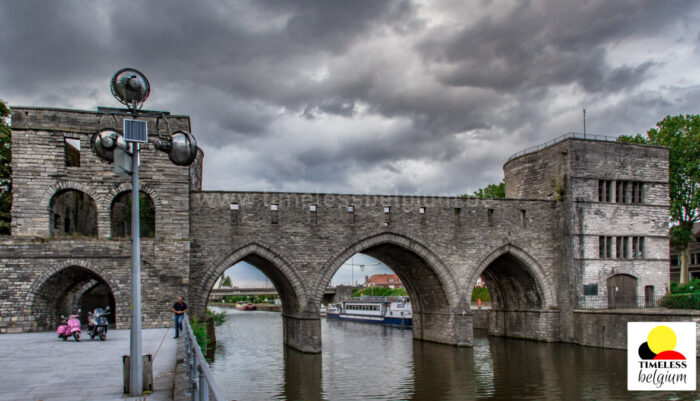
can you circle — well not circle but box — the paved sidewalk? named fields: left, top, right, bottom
left=0, top=328, right=178, bottom=401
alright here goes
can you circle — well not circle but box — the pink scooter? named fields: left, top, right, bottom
left=57, top=311, right=82, bottom=341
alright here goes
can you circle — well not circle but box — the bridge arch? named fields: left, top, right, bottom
left=24, top=260, right=118, bottom=331
left=467, top=243, right=556, bottom=310
left=467, top=244, right=559, bottom=341
left=192, top=243, right=307, bottom=318
left=317, top=232, right=467, bottom=346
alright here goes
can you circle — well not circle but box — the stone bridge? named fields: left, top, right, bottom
left=0, top=107, right=670, bottom=353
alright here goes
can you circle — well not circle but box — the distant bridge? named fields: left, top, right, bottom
left=208, top=287, right=355, bottom=303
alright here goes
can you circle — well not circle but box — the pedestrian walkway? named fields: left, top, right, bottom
left=0, top=328, right=178, bottom=401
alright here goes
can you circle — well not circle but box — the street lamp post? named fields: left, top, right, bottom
left=129, top=142, right=143, bottom=396
left=91, top=68, right=199, bottom=396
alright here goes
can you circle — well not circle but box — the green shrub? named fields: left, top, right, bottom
left=352, top=287, right=408, bottom=297
left=472, top=287, right=491, bottom=302
left=670, top=278, right=700, bottom=294
left=189, top=317, right=209, bottom=354
left=206, top=308, right=226, bottom=326
left=221, top=295, right=279, bottom=304
left=659, top=293, right=700, bottom=310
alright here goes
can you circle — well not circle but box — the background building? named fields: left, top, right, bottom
left=669, top=223, right=700, bottom=282
left=364, top=274, right=403, bottom=289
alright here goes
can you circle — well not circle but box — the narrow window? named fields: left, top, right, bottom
left=65, top=138, right=81, bottom=167
left=598, top=180, right=611, bottom=202
left=271, top=204, right=279, bottom=224
left=615, top=181, right=623, bottom=203
left=599, top=236, right=612, bottom=259
left=384, top=206, right=391, bottom=225
left=384, top=206, right=391, bottom=214
left=347, top=205, right=355, bottom=224
left=487, top=209, right=494, bottom=227
left=616, top=237, right=622, bottom=259
left=520, top=209, right=526, bottom=228
left=230, top=203, right=239, bottom=224
left=623, top=237, right=629, bottom=259
left=633, top=237, right=644, bottom=259
left=419, top=207, right=425, bottom=214
left=309, top=204, right=317, bottom=225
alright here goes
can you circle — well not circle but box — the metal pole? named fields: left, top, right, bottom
left=129, top=143, right=143, bottom=396
left=583, top=109, right=587, bottom=138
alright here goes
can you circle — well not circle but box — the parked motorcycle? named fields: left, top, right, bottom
left=56, top=311, right=82, bottom=341
left=87, top=306, right=110, bottom=341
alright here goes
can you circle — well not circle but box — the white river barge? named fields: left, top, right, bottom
left=325, top=297, right=412, bottom=328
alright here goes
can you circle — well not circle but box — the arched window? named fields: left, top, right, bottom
left=49, top=189, right=97, bottom=237
left=110, top=191, right=155, bottom=238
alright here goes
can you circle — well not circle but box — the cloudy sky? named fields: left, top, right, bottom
left=1, top=0, right=699, bottom=195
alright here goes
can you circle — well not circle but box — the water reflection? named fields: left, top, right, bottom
left=282, top=347, right=322, bottom=401
left=209, top=308, right=699, bottom=401
left=412, top=340, right=475, bottom=400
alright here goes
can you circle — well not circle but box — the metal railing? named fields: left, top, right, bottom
left=182, top=315, right=227, bottom=401
left=507, top=132, right=621, bottom=162
left=576, top=295, right=667, bottom=310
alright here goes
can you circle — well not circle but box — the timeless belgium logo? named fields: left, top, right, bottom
left=627, top=322, right=696, bottom=391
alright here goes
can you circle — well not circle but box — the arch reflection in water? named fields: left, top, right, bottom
left=208, top=309, right=700, bottom=401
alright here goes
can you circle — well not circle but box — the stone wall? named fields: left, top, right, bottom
left=1, top=107, right=674, bottom=355
left=9, top=107, right=196, bottom=239
left=504, top=138, right=670, bottom=343
left=0, top=236, right=191, bottom=332
left=188, top=190, right=564, bottom=351
left=572, top=309, right=700, bottom=351
left=1, top=107, right=199, bottom=333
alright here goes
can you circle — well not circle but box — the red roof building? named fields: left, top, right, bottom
left=365, top=274, right=403, bottom=289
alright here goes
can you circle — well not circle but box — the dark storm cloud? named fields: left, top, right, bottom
left=425, top=0, right=679, bottom=93
left=1, top=0, right=699, bottom=195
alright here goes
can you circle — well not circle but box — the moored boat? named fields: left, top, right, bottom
left=235, top=301, right=256, bottom=311
left=325, top=296, right=411, bottom=328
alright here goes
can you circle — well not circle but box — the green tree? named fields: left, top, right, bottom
left=221, top=275, right=232, bottom=288
left=619, top=115, right=700, bottom=284
left=0, top=100, right=10, bottom=235
left=461, top=181, right=506, bottom=199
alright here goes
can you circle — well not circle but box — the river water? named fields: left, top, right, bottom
left=209, top=308, right=699, bottom=401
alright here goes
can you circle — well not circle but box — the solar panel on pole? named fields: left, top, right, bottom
left=124, top=119, right=148, bottom=143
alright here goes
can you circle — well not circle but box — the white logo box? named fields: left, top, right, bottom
left=627, top=322, right=696, bottom=391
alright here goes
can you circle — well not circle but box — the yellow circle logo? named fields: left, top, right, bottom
left=647, top=326, right=677, bottom=355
